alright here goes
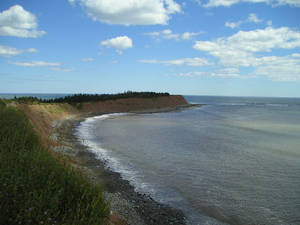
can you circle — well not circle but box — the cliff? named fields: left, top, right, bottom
left=18, top=95, right=188, bottom=147
left=78, top=95, right=188, bottom=114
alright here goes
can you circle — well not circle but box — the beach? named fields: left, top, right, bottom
left=49, top=106, right=197, bottom=225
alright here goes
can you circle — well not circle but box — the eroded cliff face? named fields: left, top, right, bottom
left=79, top=95, right=188, bottom=114
left=19, top=95, right=188, bottom=146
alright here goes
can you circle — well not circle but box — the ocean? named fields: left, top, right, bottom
left=75, top=96, right=300, bottom=225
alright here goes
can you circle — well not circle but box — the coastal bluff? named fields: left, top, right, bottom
left=78, top=95, right=188, bottom=114
left=18, top=95, right=188, bottom=147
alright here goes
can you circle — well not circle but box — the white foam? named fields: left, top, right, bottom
left=74, top=113, right=159, bottom=196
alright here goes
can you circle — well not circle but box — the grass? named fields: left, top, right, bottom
left=0, top=103, right=109, bottom=225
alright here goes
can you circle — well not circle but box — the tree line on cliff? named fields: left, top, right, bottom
left=11, top=91, right=170, bottom=104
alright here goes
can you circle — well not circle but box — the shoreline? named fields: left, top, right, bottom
left=51, top=104, right=201, bottom=225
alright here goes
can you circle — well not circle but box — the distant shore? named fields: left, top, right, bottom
left=50, top=104, right=200, bottom=225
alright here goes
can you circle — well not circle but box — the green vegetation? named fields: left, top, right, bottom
left=13, top=96, right=40, bottom=104
left=9, top=92, right=170, bottom=106
left=0, top=99, right=5, bottom=109
left=0, top=105, right=109, bottom=225
left=41, top=91, right=170, bottom=104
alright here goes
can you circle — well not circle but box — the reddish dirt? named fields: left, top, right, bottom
left=79, top=95, right=187, bottom=114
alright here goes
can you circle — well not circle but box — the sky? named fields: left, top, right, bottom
left=0, top=0, right=300, bottom=97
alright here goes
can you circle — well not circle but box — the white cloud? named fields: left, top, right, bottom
left=82, top=0, right=181, bottom=26
left=194, top=27, right=300, bottom=56
left=81, top=57, right=95, bottom=62
left=68, top=0, right=76, bottom=6
left=248, top=13, right=262, bottom=23
left=50, top=67, right=74, bottom=72
left=26, top=48, right=38, bottom=53
left=225, top=21, right=242, bottom=29
left=193, top=27, right=300, bottom=81
left=0, top=45, right=38, bottom=57
left=11, top=61, right=62, bottom=67
left=139, top=57, right=210, bottom=66
left=176, top=71, right=207, bottom=77
left=211, top=67, right=242, bottom=78
left=0, top=5, right=46, bottom=38
left=267, top=20, right=273, bottom=27
left=182, top=32, right=202, bottom=40
left=203, top=0, right=300, bottom=7
left=144, top=29, right=202, bottom=41
left=100, top=36, right=133, bottom=54
left=175, top=68, right=242, bottom=78
left=253, top=54, right=300, bottom=81
left=10, top=60, right=73, bottom=72
left=225, top=13, right=263, bottom=29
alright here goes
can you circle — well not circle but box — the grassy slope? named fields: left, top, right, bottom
left=0, top=101, right=109, bottom=225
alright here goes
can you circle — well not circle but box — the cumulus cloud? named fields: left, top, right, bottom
left=100, top=36, right=133, bottom=54
left=0, top=45, right=38, bottom=57
left=144, top=29, right=202, bottom=41
left=0, top=5, right=46, bottom=38
left=139, top=57, right=210, bottom=66
left=81, top=57, right=95, bottom=62
left=193, top=27, right=300, bottom=81
left=202, top=0, right=300, bottom=7
left=81, top=0, right=181, bottom=25
left=225, top=13, right=263, bottom=29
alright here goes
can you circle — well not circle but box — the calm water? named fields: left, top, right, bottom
left=78, top=96, right=298, bottom=224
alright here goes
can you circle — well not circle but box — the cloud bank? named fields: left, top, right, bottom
left=193, top=27, right=300, bottom=81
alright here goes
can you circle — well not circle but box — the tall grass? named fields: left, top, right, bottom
left=0, top=104, right=109, bottom=225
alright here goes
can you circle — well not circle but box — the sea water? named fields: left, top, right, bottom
left=75, top=96, right=300, bottom=225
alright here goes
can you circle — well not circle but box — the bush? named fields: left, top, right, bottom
left=14, top=96, right=39, bottom=104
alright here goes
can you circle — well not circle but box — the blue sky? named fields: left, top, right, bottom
left=0, top=0, right=300, bottom=96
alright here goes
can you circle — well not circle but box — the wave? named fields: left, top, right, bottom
left=74, top=113, right=159, bottom=196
